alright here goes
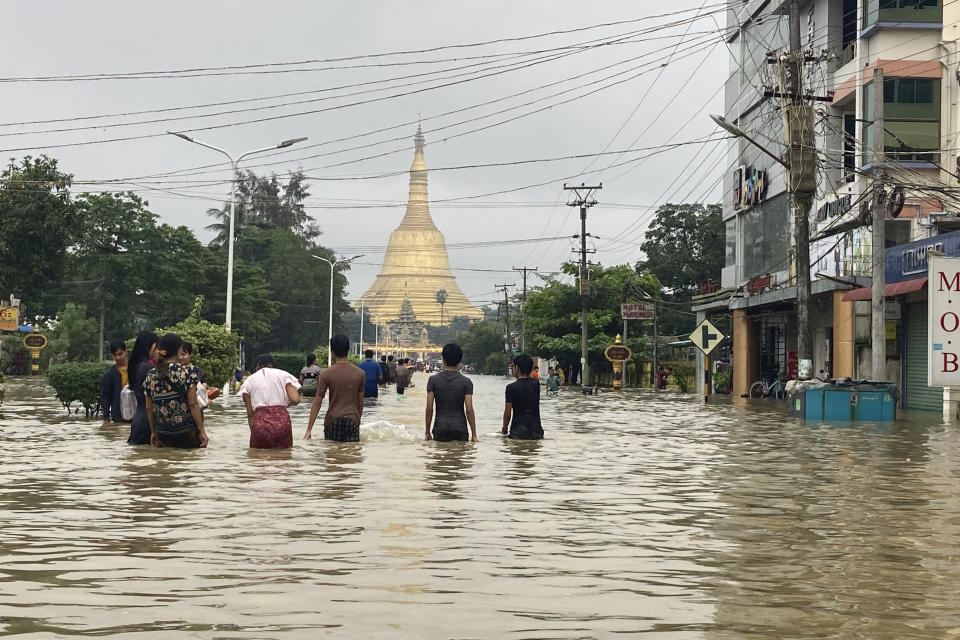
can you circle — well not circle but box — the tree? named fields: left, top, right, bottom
left=636, top=203, right=723, bottom=297
left=0, top=156, right=76, bottom=312
left=524, top=263, right=660, bottom=374
left=45, top=303, right=100, bottom=365
left=160, top=296, right=237, bottom=386
left=459, top=321, right=506, bottom=372
left=435, top=289, right=447, bottom=325
left=206, top=170, right=316, bottom=245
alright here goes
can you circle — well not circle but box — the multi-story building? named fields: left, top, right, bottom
left=706, top=0, right=951, bottom=409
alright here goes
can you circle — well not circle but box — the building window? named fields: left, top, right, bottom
left=864, top=77, right=939, bottom=163
left=865, top=0, right=941, bottom=26
left=741, top=194, right=791, bottom=280
left=843, top=113, right=857, bottom=180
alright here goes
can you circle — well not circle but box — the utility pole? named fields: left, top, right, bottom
left=781, top=0, right=817, bottom=375
left=512, top=266, right=537, bottom=353
left=98, top=278, right=107, bottom=362
left=871, top=65, right=886, bottom=379
left=564, top=183, right=601, bottom=387
left=495, top=284, right=515, bottom=358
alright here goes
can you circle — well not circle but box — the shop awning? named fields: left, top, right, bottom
left=841, top=277, right=927, bottom=301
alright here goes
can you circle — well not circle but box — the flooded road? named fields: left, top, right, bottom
left=1, top=374, right=959, bottom=638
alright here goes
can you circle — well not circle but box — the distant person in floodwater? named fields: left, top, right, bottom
left=386, top=355, right=397, bottom=384
left=305, top=335, right=365, bottom=442
left=502, top=354, right=543, bottom=440
left=546, top=367, right=560, bottom=394
left=143, top=333, right=209, bottom=448
left=126, top=331, right=159, bottom=445
left=425, top=343, right=478, bottom=442
left=379, top=355, right=389, bottom=388
left=101, top=339, right=129, bottom=423
left=657, top=366, right=668, bottom=390
left=299, top=353, right=321, bottom=396
left=180, top=341, right=220, bottom=405
left=531, top=366, right=539, bottom=379
left=395, top=358, right=412, bottom=398
left=240, top=354, right=301, bottom=449
left=358, top=349, right=383, bottom=398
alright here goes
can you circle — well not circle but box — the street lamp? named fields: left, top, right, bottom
left=312, top=254, right=363, bottom=366
left=710, top=115, right=789, bottom=169
left=167, top=131, right=308, bottom=332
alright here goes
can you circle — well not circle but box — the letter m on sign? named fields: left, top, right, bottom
left=939, top=271, right=960, bottom=292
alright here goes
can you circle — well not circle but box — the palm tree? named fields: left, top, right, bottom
left=435, top=289, right=447, bottom=326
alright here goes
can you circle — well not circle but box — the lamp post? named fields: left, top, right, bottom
left=312, top=254, right=363, bottom=366
left=168, top=131, right=308, bottom=332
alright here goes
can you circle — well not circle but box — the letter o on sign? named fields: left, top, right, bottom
left=942, top=312, right=960, bottom=333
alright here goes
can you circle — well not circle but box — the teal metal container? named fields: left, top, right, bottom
left=801, top=383, right=897, bottom=422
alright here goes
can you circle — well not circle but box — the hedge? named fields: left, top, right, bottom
left=48, top=361, right=110, bottom=417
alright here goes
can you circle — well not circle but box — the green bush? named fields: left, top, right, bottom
left=159, top=297, right=237, bottom=386
left=273, top=351, right=308, bottom=377
left=483, top=352, right=509, bottom=375
left=672, top=363, right=695, bottom=393
left=48, top=361, right=110, bottom=417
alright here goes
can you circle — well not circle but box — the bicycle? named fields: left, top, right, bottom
left=749, top=377, right=786, bottom=399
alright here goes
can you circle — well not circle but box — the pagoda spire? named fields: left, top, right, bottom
left=398, top=126, right=436, bottom=231
left=360, top=125, right=484, bottom=326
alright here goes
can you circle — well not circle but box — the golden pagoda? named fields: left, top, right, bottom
left=361, top=127, right=483, bottom=325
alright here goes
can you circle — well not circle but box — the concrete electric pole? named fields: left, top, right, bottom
left=564, top=183, right=601, bottom=388
left=512, top=266, right=537, bottom=353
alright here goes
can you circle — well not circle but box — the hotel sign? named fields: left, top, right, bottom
left=621, top=303, right=655, bottom=320
left=733, top=166, right=768, bottom=207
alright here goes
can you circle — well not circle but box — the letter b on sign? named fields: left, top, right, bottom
left=944, top=353, right=960, bottom=373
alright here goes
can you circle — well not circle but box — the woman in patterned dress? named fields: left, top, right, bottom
left=143, top=333, right=209, bottom=448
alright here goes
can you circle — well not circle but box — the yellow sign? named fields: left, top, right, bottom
left=885, top=321, right=896, bottom=341
left=0, top=307, right=17, bottom=331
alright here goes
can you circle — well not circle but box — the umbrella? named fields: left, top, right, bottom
left=17, top=324, right=33, bottom=332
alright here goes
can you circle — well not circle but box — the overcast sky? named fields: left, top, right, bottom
left=0, top=1, right=727, bottom=308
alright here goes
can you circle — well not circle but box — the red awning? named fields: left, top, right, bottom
left=841, top=277, right=928, bottom=301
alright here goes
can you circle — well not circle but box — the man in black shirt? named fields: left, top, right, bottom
left=425, top=343, right=478, bottom=442
left=502, top=353, right=543, bottom=440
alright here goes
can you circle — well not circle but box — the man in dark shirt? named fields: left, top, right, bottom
left=502, top=354, right=543, bottom=440
left=358, top=349, right=383, bottom=398
left=425, top=343, right=477, bottom=442
left=386, top=355, right=397, bottom=384
left=379, top=355, right=389, bottom=388
left=100, top=339, right=129, bottom=422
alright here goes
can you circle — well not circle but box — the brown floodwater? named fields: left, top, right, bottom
left=1, top=375, right=958, bottom=638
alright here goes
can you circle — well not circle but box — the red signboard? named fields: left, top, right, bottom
left=746, top=274, right=772, bottom=295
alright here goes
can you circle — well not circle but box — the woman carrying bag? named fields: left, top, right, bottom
left=143, top=333, right=209, bottom=449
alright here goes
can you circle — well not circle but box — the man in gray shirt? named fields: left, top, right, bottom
left=425, top=343, right=478, bottom=442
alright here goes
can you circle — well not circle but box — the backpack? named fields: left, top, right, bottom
left=120, top=385, right=136, bottom=421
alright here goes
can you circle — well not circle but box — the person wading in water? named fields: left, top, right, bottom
left=425, top=343, right=478, bottom=442
left=304, top=335, right=365, bottom=442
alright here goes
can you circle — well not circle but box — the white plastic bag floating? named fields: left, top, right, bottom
left=196, top=383, right=210, bottom=409
left=120, top=385, right=136, bottom=420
